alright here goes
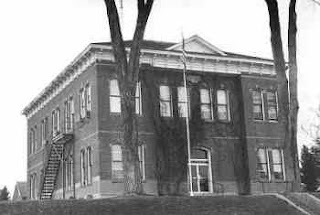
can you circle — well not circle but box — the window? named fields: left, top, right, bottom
left=135, top=82, right=142, bottom=115
left=87, top=147, right=92, bottom=185
left=109, top=79, right=121, bottom=113
left=252, top=90, right=278, bottom=121
left=41, top=118, right=48, bottom=147
left=80, top=149, right=86, bottom=186
left=34, top=126, right=38, bottom=151
left=256, top=148, right=284, bottom=181
left=266, top=91, right=278, bottom=120
left=256, top=149, right=268, bottom=180
left=52, top=108, right=60, bottom=137
left=111, top=144, right=124, bottom=180
left=29, top=128, right=36, bottom=154
left=80, top=88, right=86, bottom=119
left=138, top=145, right=145, bottom=180
left=177, top=87, right=190, bottom=118
left=85, top=84, right=91, bottom=115
left=190, top=148, right=212, bottom=193
left=159, top=85, right=172, bottom=117
left=64, top=97, right=74, bottom=132
left=252, top=90, right=264, bottom=120
left=200, top=88, right=213, bottom=120
left=65, top=155, right=73, bottom=190
left=30, top=174, right=37, bottom=199
left=217, top=90, right=230, bottom=121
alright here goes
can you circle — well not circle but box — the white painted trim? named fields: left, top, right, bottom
left=22, top=43, right=275, bottom=119
left=166, top=35, right=227, bottom=56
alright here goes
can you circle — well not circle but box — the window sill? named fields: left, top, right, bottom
left=253, top=119, right=278, bottom=124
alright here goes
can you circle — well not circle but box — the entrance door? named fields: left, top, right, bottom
left=190, top=148, right=212, bottom=194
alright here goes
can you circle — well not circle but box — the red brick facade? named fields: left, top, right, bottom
left=23, top=35, right=300, bottom=199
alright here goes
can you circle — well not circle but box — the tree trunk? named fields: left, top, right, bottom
left=103, top=0, right=154, bottom=194
left=265, top=0, right=300, bottom=191
left=288, top=0, right=301, bottom=188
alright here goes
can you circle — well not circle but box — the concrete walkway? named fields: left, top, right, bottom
left=282, top=192, right=320, bottom=215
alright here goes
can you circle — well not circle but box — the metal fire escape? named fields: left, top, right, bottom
left=39, top=132, right=73, bottom=200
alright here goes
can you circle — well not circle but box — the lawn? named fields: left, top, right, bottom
left=0, top=195, right=303, bottom=215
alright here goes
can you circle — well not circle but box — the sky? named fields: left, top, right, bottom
left=0, top=0, right=319, bottom=196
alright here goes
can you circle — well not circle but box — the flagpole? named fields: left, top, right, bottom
left=181, top=37, right=193, bottom=196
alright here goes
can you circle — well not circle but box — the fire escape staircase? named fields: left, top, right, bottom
left=40, top=132, right=73, bottom=200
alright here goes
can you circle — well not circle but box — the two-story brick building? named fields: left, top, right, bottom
left=22, top=35, right=299, bottom=200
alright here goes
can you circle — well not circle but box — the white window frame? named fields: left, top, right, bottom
left=177, top=86, right=190, bottom=118
left=256, top=148, right=285, bottom=181
left=189, top=148, right=213, bottom=194
left=252, top=90, right=265, bottom=121
left=135, top=82, right=143, bottom=116
left=111, top=144, right=124, bottom=181
left=138, top=145, right=146, bottom=181
left=200, top=88, right=214, bottom=121
left=159, top=85, right=173, bottom=117
left=266, top=91, right=278, bottom=121
left=109, top=79, right=121, bottom=114
left=216, top=89, right=230, bottom=121
left=80, top=149, right=86, bottom=186
left=80, top=88, right=86, bottom=119
left=87, top=147, right=92, bottom=185
left=85, top=83, right=92, bottom=116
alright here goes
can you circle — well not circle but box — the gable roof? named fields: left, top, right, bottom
left=92, top=35, right=271, bottom=62
left=12, top=181, right=27, bottom=201
left=166, top=35, right=227, bottom=56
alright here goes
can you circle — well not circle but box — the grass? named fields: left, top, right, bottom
left=311, top=192, right=320, bottom=199
left=0, top=195, right=304, bottom=215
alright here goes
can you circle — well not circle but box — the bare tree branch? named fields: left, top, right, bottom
left=310, top=0, right=320, bottom=6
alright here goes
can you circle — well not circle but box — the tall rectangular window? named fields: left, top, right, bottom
left=85, top=84, right=91, bottom=115
left=80, top=88, right=86, bottom=119
left=217, top=90, right=230, bottom=121
left=177, top=87, right=190, bottom=118
left=80, top=149, right=86, bottom=186
left=266, top=91, right=278, bottom=121
left=256, top=148, right=268, bottom=180
left=41, top=119, right=48, bottom=147
left=200, top=88, right=213, bottom=120
left=64, top=97, right=74, bottom=132
left=159, top=85, right=172, bottom=117
left=87, top=147, right=92, bottom=185
left=110, top=79, right=121, bottom=113
left=252, top=90, right=264, bottom=120
left=56, top=108, right=60, bottom=134
left=138, top=145, right=145, bottom=180
left=52, top=110, right=55, bottom=137
left=256, top=148, right=284, bottom=181
left=64, top=100, right=69, bottom=132
left=112, top=144, right=123, bottom=180
left=135, top=82, right=142, bottom=115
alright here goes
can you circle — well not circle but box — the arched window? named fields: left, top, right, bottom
left=190, top=148, right=212, bottom=194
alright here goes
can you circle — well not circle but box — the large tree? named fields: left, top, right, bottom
left=300, top=145, right=318, bottom=191
left=102, top=0, right=154, bottom=194
left=264, top=0, right=300, bottom=189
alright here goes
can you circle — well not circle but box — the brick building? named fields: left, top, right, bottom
left=22, top=35, right=299, bottom=200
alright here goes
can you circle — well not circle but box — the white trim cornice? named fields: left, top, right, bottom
left=22, top=43, right=275, bottom=119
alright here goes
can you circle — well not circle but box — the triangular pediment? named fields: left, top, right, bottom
left=166, top=35, right=227, bottom=56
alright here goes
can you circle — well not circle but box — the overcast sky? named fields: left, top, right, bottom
left=0, top=0, right=319, bottom=195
